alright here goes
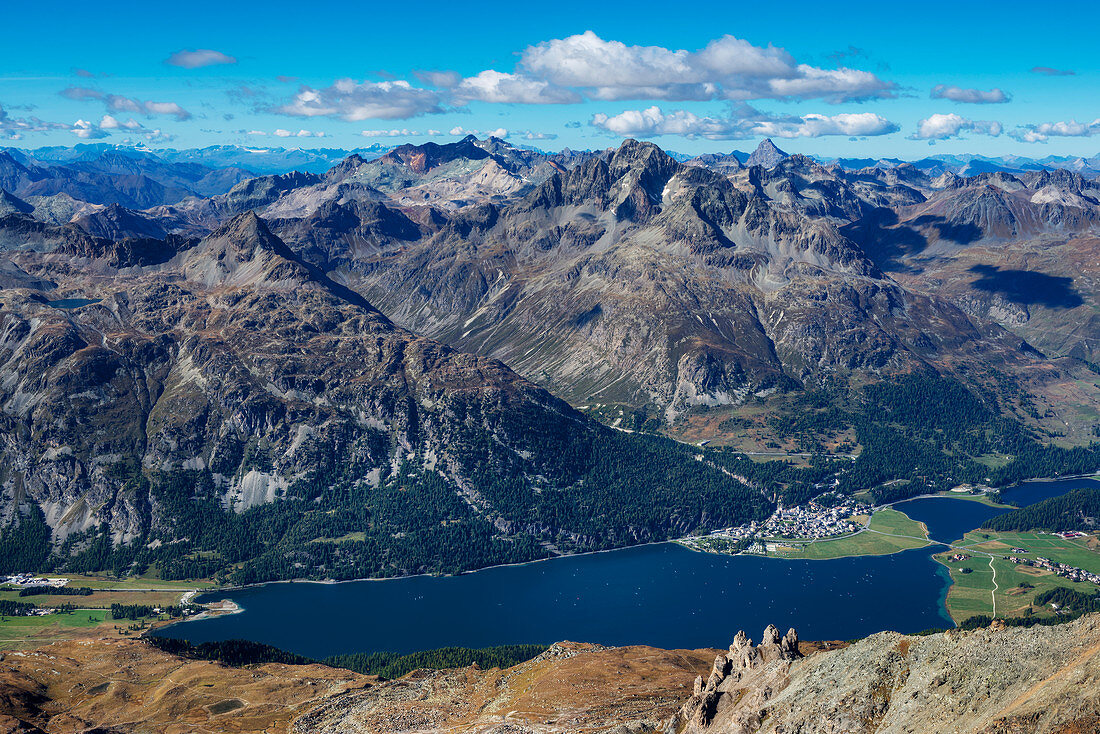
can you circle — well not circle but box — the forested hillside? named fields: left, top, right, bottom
left=987, top=488, right=1100, bottom=532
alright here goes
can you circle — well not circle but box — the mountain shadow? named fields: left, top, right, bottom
left=908, top=214, right=983, bottom=245
left=841, top=208, right=930, bottom=273
left=968, top=264, right=1083, bottom=309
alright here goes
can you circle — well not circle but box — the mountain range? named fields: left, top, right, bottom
left=1, top=134, right=1099, bottom=578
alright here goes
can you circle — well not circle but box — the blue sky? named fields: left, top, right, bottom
left=2, top=0, right=1098, bottom=158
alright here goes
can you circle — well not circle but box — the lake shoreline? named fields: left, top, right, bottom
left=157, top=476, right=1094, bottom=645
left=195, top=479, right=1076, bottom=598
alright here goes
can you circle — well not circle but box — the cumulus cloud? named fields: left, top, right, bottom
left=930, top=84, right=1010, bottom=104
left=517, top=31, right=896, bottom=103
left=590, top=104, right=897, bottom=139
left=273, top=128, right=324, bottom=137
left=272, top=79, right=443, bottom=120
left=448, top=125, right=509, bottom=139
left=71, top=118, right=108, bottom=139
left=1011, top=119, right=1100, bottom=142
left=98, top=114, right=141, bottom=131
left=0, top=104, right=67, bottom=139
left=60, top=86, right=192, bottom=120
left=755, top=112, right=900, bottom=138
left=453, top=70, right=581, bottom=104
left=266, top=31, right=893, bottom=126
left=911, top=113, right=1002, bottom=140
left=165, top=49, right=237, bottom=68
left=362, top=128, right=422, bottom=137
left=1031, top=66, right=1075, bottom=76
left=517, top=130, right=558, bottom=140
left=71, top=114, right=171, bottom=141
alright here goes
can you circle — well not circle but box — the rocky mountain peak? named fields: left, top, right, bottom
left=609, top=138, right=677, bottom=175
left=747, top=138, right=789, bottom=169
left=607, top=139, right=681, bottom=221
left=73, top=202, right=167, bottom=241
left=325, top=153, right=368, bottom=180
left=182, top=211, right=308, bottom=289
left=379, top=136, right=490, bottom=173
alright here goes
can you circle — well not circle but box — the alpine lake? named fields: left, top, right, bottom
left=154, top=477, right=1099, bottom=659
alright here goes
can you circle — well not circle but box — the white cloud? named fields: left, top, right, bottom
left=142, top=101, right=190, bottom=119
left=453, top=70, right=580, bottom=104
left=269, top=128, right=323, bottom=137
left=517, top=31, right=895, bottom=103
left=70, top=115, right=169, bottom=141
left=590, top=105, right=897, bottom=140
left=362, top=128, right=421, bottom=137
left=447, top=126, right=508, bottom=138
left=0, top=104, right=67, bottom=139
left=71, top=119, right=108, bottom=139
left=60, top=86, right=192, bottom=120
left=911, top=113, right=1002, bottom=140
left=98, top=114, right=143, bottom=131
left=1011, top=119, right=1100, bottom=142
left=518, top=130, right=558, bottom=140
left=272, top=79, right=443, bottom=120
left=165, top=49, right=237, bottom=69
left=762, top=65, right=895, bottom=103
left=930, top=85, right=1010, bottom=104
left=754, top=111, right=899, bottom=138
left=246, top=129, right=267, bottom=136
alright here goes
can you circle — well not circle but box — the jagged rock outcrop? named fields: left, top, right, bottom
left=670, top=625, right=803, bottom=732
left=666, top=616, right=1100, bottom=734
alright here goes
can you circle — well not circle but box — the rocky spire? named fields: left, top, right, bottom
left=746, top=138, right=789, bottom=169
left=672, top=624, right=803, bottom=730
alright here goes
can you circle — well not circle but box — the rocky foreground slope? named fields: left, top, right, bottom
left=1, top=617, right=1099, bottom=733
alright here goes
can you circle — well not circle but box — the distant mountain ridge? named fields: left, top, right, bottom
left=6, top=140, right=1099, bottom=180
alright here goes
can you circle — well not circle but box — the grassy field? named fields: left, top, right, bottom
left=772, top=508, right=931, bottom=560
left=0, top=573, right=212, bottom=650
left=0, top=610, right=114, bottom=651
left=0, top=588, right=189, bottom=609
left=934, top=530, right=1100, bottom=623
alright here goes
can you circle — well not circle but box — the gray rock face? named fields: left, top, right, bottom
left=669, top=625, right=803, bottom=731
left=746, top=139, right=788, bottom=169
left=0, top=211, right=766, bottom=561
left=293, top=139, right=1032, bottom=423
left=668, top=616, right=1100, bottom=734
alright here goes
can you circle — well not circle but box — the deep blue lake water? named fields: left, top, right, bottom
left=155, top=476, right=1095, bottom=658
left=47, top=298, right=100, bottom=309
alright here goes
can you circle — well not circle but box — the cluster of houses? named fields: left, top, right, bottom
left=708, top=499, right=873, bottom=544
left=1, top=574, right=68, bottom=588
left=1006, top=555, right=1100, bottom=585
left=756, top=501, right=873, bottom=540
